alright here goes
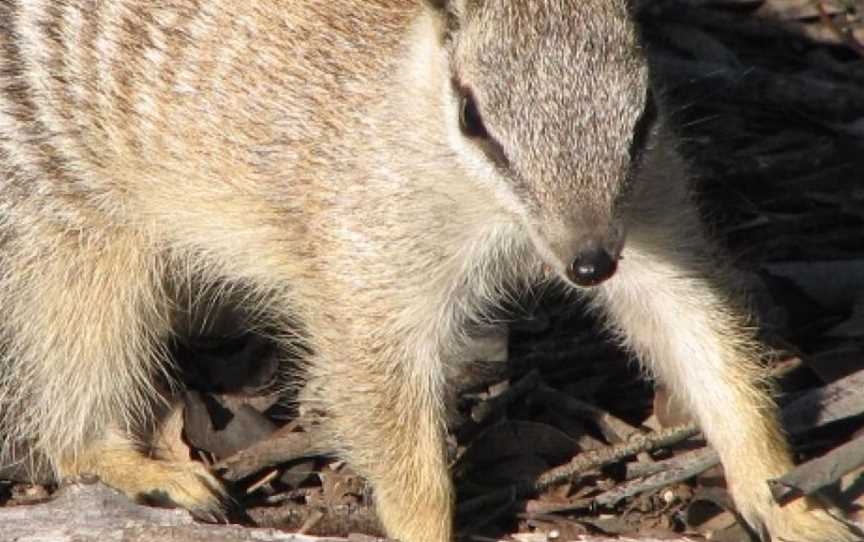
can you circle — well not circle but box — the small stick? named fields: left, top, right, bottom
left=457, top=422, right=698, bottom=518
left=534, top=384, right=641, bottom=443
left=533, top=423, right=699, bottom=492
left=457, top=370, right=542, bottom=442
left=246, top=468, right=280, bottom=495
left=594, top=447, right=719, bottom=507
left=297, top=509, right=325, bottom=535
left=471, top=370, right=542, bottom=425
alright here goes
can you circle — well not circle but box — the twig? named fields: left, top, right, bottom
left=534, top=384, right=641, bottom=443
left=534, top=423, right=699, bottom=491
left=595, top=447, right=719, bottom=507
left=246, top=469, right=280, bottom=495
left=457, top=370, right=542, bottom=442
left=471, top=371, right=542, bottom=425
left=457, top=423, right=698, bottom=518
left=216, top=424, right=319, bottom=481
left=298, top=510, right=325, bottom=535
left=520, top=497, right=595, bottom=515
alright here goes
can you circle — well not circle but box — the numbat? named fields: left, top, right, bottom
left=0, top=1, right=858, bottom=541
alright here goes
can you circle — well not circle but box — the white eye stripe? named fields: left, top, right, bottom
left=629, top=91, right=656, bottom=161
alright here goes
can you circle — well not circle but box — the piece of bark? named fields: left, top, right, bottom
left=782, top=368, right=864, bottom=435
left=0, top=482, right=373, bottom=542
left=184, top=391, right=279, bottom=460
left=216, top=423, right=319, bottom=481
left=769, top=434, right=864, bottom=504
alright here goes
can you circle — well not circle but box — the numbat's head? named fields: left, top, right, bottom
left=426, top=0, right=654, bottom=287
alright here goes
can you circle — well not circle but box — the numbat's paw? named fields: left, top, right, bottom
left=62, top=447, right=226, bottom=519
left=746, top=496, right=862, bottom=542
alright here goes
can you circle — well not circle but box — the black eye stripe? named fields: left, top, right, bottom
left=451, top=80, right=510, bottom=168
left=458, top=91, right=488, bottom=139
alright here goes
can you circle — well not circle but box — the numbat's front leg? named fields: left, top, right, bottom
left=592, top=149, right=861, bottom=541
left=597, top=243, right=860, bottom=541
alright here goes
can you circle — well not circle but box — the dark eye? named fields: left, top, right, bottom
left=459, top=92, right=488, bottom=139
left=629, top=91, right=657, bottom=162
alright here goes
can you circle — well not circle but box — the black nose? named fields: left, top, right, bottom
left=567, top=247, right=618, bottom=287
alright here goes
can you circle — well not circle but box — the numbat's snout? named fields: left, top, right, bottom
left=567, top=244, right=619, bottom=286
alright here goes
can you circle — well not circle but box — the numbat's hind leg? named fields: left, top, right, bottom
left=0, top=233, right=225, bottom=515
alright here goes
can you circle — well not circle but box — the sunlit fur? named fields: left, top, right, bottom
left=0, top=1, right=857, bottom=541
